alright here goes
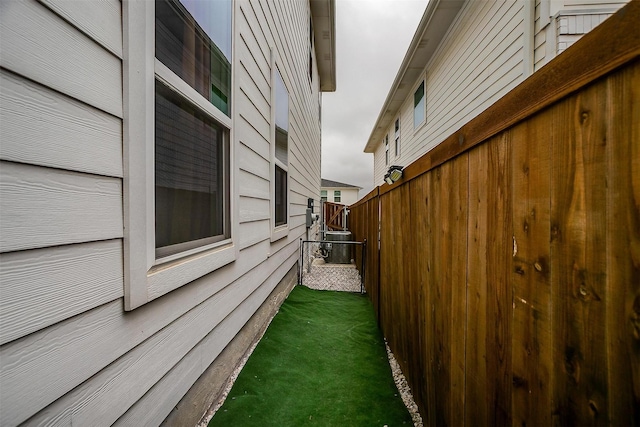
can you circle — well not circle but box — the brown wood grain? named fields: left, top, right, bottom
left=510, top=112, right=553, bottom=427
left=465, top=143, right=489, bottom=427
left=551, top=78, right=610, bottom=426
left=485, top=133, right=513, bottom=426
left=605, top=61, right=640, bottom=426
left=450, top=155, right=469, bottom=427
left=406, top=174, right=426, bottom=420
left=350, top=7, right=639, bottom=426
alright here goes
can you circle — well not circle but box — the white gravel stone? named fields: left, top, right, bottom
left=386, top=341, right=424, bottom=427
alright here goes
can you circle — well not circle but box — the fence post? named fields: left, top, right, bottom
left=298, top=238, right=303, bottom=286
left=361, top=239, right=367, bottom=294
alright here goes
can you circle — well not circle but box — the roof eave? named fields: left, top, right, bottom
left=363, top=0, right=466, bottom=153
left=311, top=0, right=336, bottom=92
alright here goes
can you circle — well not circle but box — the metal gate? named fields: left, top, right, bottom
left=298, top=239, right=366, bottom=294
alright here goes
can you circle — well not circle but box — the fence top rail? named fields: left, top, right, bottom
left=350, top=186, right=379, bottom=209
left=366, top=0, right=639, bottom=197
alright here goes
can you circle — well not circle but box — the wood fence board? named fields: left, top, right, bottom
left=428, top=164, right=450, bottom=426
left=400, top=182, right=420, bottom=395
left=388, top=187, right=401, bottom=360
left=449, top=155, right=469, bottom=427
left=379, top=192, right=393, bottom=348
left=510, top=112, right=553, bottom=427
left=465, top=143, right=489, bottom=426
left=605, top=62, right=640, bottom=426
left=551, top=79, right=610, bottom=425
left=409, top=174, right=429, bottom=417
left=349, top=9, right=638, bottom=424
left=485, top=133, right=513, bottom=426
left=369, top=196, right=381, bottom=319
left=420, top=169, right=438, bottom=427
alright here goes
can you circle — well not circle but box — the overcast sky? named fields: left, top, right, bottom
left=321, top=0, right=427, bottom=197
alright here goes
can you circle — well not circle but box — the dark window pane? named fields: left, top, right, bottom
left=275, top=166, right=287, bottom=226
left=156, top=0, right=231, bottom=116
left=275, top=69, right=289, bottom=164
left=414, top=80, right=425, bottom=128
left=155, top=81, right=229, bottom=253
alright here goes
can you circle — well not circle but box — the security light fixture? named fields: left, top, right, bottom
left=384, top=165, right=404, bottom=185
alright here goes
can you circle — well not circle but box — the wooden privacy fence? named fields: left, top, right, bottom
left=349, top=3, right=639, bottom=426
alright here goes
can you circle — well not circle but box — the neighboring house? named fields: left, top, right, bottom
left=321, top=178, right=361, bottom=205
left=0, top=0, right=335, bottom=425
left=364, top=0, right=628, bottom=185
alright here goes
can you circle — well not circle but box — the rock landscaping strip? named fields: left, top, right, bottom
left=386, top=341, right=424, bottom=427
left=300, top=258, right=362, bottom=293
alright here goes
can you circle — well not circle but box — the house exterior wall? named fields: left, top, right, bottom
left=373, top=0, right=525, bottom=184
left=322, top=186, right=360, bottom=205
left=371, top=0, right=628, bottom=185
left=0, top=0, right=326, bottom=425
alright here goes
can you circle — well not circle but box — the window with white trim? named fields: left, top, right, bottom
left=309, top=14, right=314, bottom=85
left=321, top=190, right=327, bottom=202
left=123, top=0, right=235, bottom=310
left=384, top=134, right=389, bottom=165
left=394, top=118, right=400, bottom=156
left=271, top=59, right=290, bottom=241
left=334, top=190, right=341, bottom=203
left=413, top=79, right=425, bottom=129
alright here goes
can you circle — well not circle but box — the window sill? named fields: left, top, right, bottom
left=147, top=242, right=236, bottom=301
left=271, top=224, right=289, bottom=242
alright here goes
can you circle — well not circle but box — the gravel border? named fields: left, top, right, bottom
left=196, top=323, right=266, bottom=427
left=385, top=341, right=424, bottom=427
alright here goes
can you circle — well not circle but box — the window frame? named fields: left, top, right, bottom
left=394, top=118, right=400, bottom=157
left=320, top=190, right=327, bottom=202
left=308, top=13, right=314, bottom=86
left=123, top=0, right=238, bottom=311
left=334, top=190, right=341, bottom=203
left=384, top=134, right=389, bottom=166
left=270, top=50, right=290, bottom=242
left=413, top=77, right=426, bottom=130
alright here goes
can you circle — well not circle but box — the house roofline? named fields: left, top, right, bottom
left=321, top=178, right=362, bottom=189
left=311, top=0, right=337, bottom=92
left=363, top=0, right=466, bottom=153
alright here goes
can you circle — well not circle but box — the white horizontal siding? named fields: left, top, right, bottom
left=238, top=169, right=270, bottom=200
left=114, top=250, right=298, bottom=426
left=39, top=0, right=123, bottom=58
left=238, top=140, right=270, bottom=180
left=373, top=0, right=526, bottom=184
left=534, top=27, right=548, bottom=68
left=0, top=238, right=274, bottom=426
left=1, top=0, right=325, bottom=426
left=0, top=240, right=123, bottom=346
left=562, top=0, right=627, bottom=9
left=373, top=138, right=388, bottom=186
left=237, top=115, right=270, bottom=160
left=239, top=219, right=270, bottom=250
left=0, top=0, right=122, bottom=118
left=237, top=88, right=272, bottom=147
left=0, top=70, right=122, bottom=178
left=24, top=245, right=297, bottom=427
left=239, top=196, right=271, bottom=222
left=0, top=162, right=123, bottom=253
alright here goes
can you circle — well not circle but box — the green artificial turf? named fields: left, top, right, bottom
left=209, top=285, right=412, bottom=427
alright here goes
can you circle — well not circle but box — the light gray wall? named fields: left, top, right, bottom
left=372, top=0, right=628, bottom=185
left=0, top=0, right=323, bottom=425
